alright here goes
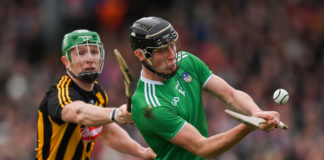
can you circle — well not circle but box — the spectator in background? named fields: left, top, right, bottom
left=0, top=0, right=323, bottom=159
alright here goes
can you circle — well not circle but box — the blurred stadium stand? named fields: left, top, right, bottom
left=0, top=0, right=323, bottom=159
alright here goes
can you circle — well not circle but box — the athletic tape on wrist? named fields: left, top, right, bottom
left=110, top=108, right=118, bottom=122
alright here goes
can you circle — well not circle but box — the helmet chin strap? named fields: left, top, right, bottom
left=141, top=61, right=178, bottom=79
left=68, top=70, right=99, bottom=83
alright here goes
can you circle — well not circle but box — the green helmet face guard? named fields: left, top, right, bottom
left=62, top=29, right=105, bottom=83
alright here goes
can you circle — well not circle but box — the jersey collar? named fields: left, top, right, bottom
left=140, top=70, right=164, bottom=85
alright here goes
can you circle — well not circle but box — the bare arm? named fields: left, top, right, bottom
left=61, top=101, right=133, bottom=126
left=99, top=123, right=156, bottom=160
left=170, top=122, right=254, bottom=158
left=204, top=74, right=261, bottom=115
left=204, top=74, right=280, bottom=130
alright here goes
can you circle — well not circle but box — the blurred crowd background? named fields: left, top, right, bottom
left=0, top=0, right=323, bottom=159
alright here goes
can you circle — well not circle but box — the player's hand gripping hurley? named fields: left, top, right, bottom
left=225, top=109, right=288, bottom=130
left=114, top=49, right=133, bottom=112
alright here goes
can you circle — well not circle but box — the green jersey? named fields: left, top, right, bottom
left=132, top=51, right=213, bottom=160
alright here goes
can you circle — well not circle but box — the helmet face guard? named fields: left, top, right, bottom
left=129, top=17, right=182, bottom=79
left=143, top=38, right=182, bottom=79
left=62, top=30, right=105, bottom=83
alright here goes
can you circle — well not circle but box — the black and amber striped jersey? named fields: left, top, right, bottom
left=36, top=75, right=109, bottom=160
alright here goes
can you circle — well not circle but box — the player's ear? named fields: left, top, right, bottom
left=61, top=56, right=69, bottom=69
left=135, top=49, right=146, bottom=61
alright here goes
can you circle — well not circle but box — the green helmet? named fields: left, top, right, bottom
left=61, top=29, right=105, bottom=83
left=62, top=29, right=103, bottom=60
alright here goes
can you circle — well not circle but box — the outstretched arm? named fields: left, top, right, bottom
left=170, top=122, right=254, bottom=159
left=204, top=74, right=261, bottom=115
left=61, top=102, right=133, bottom=126
left=204, top=74, right=280, bottom=131
left=99, top=123, right=156, bottom=160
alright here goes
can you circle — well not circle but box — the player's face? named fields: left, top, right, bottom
left=151, top=43, right=177, bottom=74
left=69, top=45, right=101, bottom=75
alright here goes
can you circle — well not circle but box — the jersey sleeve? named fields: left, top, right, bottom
left=46, top=86, right=79, bottom=124
left=135, top=106, right=186, bottom=141
left=180, top=52, right=213, bottom=87
left=189, top=53, right=213, bottom=86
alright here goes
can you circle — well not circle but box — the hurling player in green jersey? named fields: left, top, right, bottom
left=128, top=17, right=282, bottom=160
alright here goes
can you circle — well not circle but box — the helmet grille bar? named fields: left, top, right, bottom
left=134, top=24, right=152, bottom=31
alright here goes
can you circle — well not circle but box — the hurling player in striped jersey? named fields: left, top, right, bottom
left=36, top=29, right=155, bottom=160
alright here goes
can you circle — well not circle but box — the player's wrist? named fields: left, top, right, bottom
left=251, top=109, right=262, bottom=117
left=138, top=147, right=155, bottom=159
left=109, top=108, right=118, bottom=122
left=239, top=123, right=256, bottom=133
